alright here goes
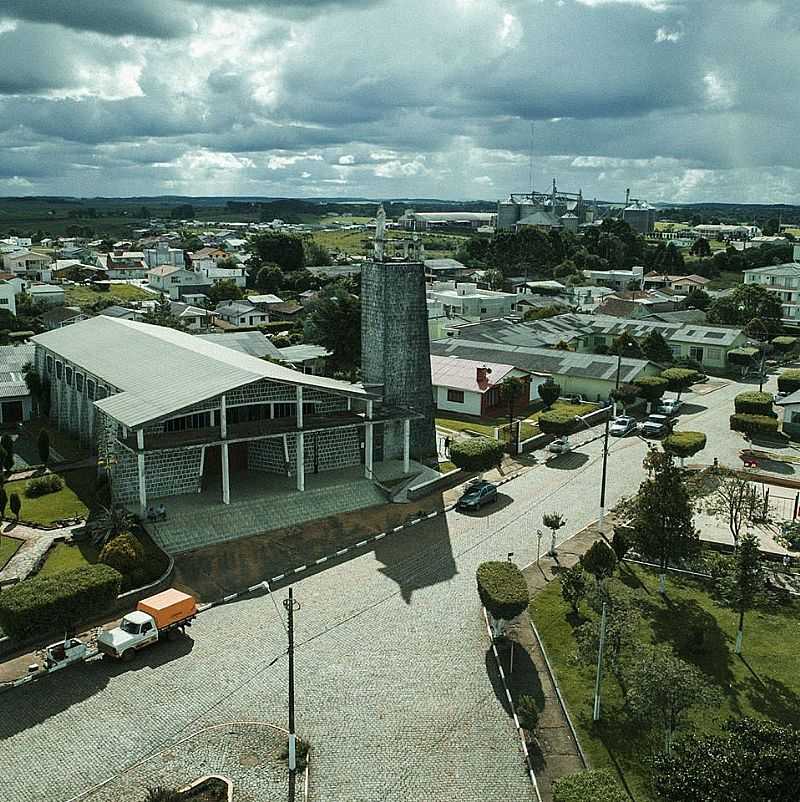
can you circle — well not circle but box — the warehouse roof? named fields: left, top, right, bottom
left=32, top=317, right=373, bottom=429
left=197, top=331, right=282, bottom=359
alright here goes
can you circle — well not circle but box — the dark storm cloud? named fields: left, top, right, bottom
left=1, top=0, right=194, bottom=38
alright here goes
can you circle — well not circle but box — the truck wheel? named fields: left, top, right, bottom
left=166, top=629, right=181, bottom=642
left=121, top=649, right=135, bottom=663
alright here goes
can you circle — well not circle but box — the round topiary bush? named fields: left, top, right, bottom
left=730, top=413, right=779, bottom=437
left=476, top=561, right=529, bottom=623
left=538, top=409, right=578, bottom=436
left=663, top=431, right=707, bottom=461
left=449, top=436, right=505, bottom=473
left=778, top=369, right=800, bottom=395
left=99, top=532, right=144, bottom=576
left=734, top=391, right=775, bottom=417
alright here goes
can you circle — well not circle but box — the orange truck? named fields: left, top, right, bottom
left=97, top=588, right=197, bottom=661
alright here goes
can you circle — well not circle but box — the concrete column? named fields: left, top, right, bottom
left=296, top=386, right=304, bottom=429
left=365, top=400, right=374, bottom=479
left=403, top=418, right=411, bottom=474
left=220, top=394, right=227, bottom=438
left=296, top=432, right=305, bottom=491
left=136, top=429, right=146, bottom=517
left=222, top=442, right=230, bottom=504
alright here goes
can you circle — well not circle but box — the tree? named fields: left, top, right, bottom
left=660, top=368, right=702, bottom=400
left=0, top=446, right=13, bottom=473
left=663, top=431, right=706, bottom=467
left=538, top=379, right=560, bottom=410
left=771, top=335, right=798, bottom=356
left=255, top=264, right=284, bottom=294
left=610, top=527, right=631, bottom=562
left=249, top=232, right=305, bottom=272
left=207, top=279, right=245, bottom=305
left=516, top=694, right=541, bottom=734
left=689, top=237, right=711, bottom=258
left=476, top=561, right=529, bottom=637
left=37, top=429, right=50, bottom=466
left=498, top=377, right=526, bottom=450
left=9, top=491, right=21, bottom=521
left=303, top=284, right=361, bottom=373
left=777, top=368, right=800, bottom=394
left=627, top=449, right=698, bottom=592
left=303, top=239, right=332, bottom=267
left=609, top=334, right=642, bottom=358
left=624, top=644, right=718, bottom=754
left=652, top=717, right=800, bottom=802
left=142, top=293, right=184, bottom=331
left=764, top=217, right=780, bottom=236
left=0, top=485, right=6, bottom=519
left=719, top=531, right=764, bottom=654
left=708, top=284, right=782, bottom=335
left=449, top=437, right=504, bottom=474
left=170, top=203, right=195, bottom=220
left=560, top=564, right=587, bottom=615
left=484, top=269, right=505, bottom=290
left=634, top=376, right=669, bottom=412
left=579, top=540, right=617, bottom=587
left=542, top=511, right=566, bottom=555
left=733, top=391, right=774, bottom=417
left=1, top=434, right=14, bottom=461
left=553, top=769, right=627, bottom=802
left=610, top=382, right=638, bottom=411
left=684, top=288, right=711, bottom=311
left=641, top=331, right=674, bottom=364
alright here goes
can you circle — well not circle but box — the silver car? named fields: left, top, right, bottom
left=609, top=416, right=636, bottom=437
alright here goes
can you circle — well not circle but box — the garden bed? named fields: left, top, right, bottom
left=2, top=467, right=96, bottom=526
left=181, top=776, right=231, bottom=802
left=0, top=534, right=23, bottom=569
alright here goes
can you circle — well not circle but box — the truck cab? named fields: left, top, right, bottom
left=97, top=611, right=158, bottom=660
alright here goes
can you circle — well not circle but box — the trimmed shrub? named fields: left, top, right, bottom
left=663, top=431, right=707, bottom=460
left=734, top=391, right=775, bottom=417
left=778, top=369, right=800, bottom=395
left=730, top=413, right=779, bottom=436
left=99, top=532, right=144, bottom=576
left=772, top=336, right=798, bottom=355
left=538, top=409, right=578, bottom=437
left=728, top=347, right=760, bottom=368
left=660, top=367, right=702, bottom=398
left=538, top=380, right=561, bottom=410
left=553, top=769, right=627, bottom=802
left=449, top=437, right=504, bottom=473
left=634, top=376, right=669, bottom=406
left=24, top=474, right=64, bottom=498
left=0, top=564, right=122, bottom=640
left=476, top=561, right=529, bottom=622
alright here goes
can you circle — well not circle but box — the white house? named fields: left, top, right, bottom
left=147, top=265, right=211, bottom=299
left=170, top=302, right=212, bottom=331
left=0, top=343, right=34, bottom=424
left=0, top=281, right=16, bottom=316
left=426, top=282, right=516, bottom=321
left=215, top=300, right=270, bottom=328
left=744, top=248, right=800, bottom=322
left=143, top=242, right=185, bottom=268
left=3, top=250, right=52, bottom=281
left=430, top=354, right=531, bottom=417
left=198, top=264, right=247, bottom=288
left=29, top=284, right=65, bottom=306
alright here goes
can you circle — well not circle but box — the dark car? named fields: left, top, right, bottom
left=456, top=480, right=498, bottom=512
left=640, top=414, right=672, bottom=438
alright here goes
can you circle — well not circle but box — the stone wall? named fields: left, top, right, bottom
left=248, top=438, right=287, bottom=474
left=285, top=427, right=361, bottom=475
left=110, top=445, right=203, bottom=504
left=361, top=260, right=437, bottom=461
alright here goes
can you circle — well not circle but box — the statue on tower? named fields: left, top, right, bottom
left=374, top=204, right=386, bottom=262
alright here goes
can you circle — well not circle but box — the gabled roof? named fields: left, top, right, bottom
left=744, top=262, right=800, bottom=277
left=32, top=317, right=373, bottom=429
left=430, top=354, right=521, bottom=393
left=147, top=265, right=184, bottom=277
left=197, top=331, right=282, bottom=359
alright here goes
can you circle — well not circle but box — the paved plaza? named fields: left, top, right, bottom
left=0, top=374, right=790, bottom=802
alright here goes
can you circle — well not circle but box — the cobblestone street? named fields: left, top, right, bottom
left=0, top=377, right=769, bottom=802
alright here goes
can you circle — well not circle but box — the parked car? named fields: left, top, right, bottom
left=609, top=416, right=637, bottom=437
left=775, top=391, right=789, bottom=403
left=640, top=414, right=672, bottom=438
left=547, top=437, right=574, bottom=454
left=656, top=398, right=683, bottom=416
left=456, top=480, right=498, bottom=512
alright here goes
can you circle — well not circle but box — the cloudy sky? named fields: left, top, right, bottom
left=0, top=0, right=797, bottom=203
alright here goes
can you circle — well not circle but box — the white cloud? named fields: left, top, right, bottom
left=703, top=71, right=735, bottom=109
left=338, top=153, right=355, bottom=164
left=655, top=26, right=682, bottom=42
left=473, top=175, right=493, bottom=185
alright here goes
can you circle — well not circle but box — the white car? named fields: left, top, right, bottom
left=657, top=398, right=683, bottom=416
left=548, top=437, right=574, bottom=454
left=609, top=416, right=637, bottom=437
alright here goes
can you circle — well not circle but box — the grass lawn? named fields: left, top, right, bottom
left=36, top=540, right=101, bottom=577
left=525, top=399, right=598, bottom=423
left=705, top=270, right=745, bottom=291
left=17, top=417, right=86, bottom=464
left=0, top=534, right=22, bottom=569
left=64, top=283, right=153, bottom=309
left=530, top=562, right=800, bottom=801
left=3, top=468, right=97, bottom=526
left=311, top=228, right=463, bottom=259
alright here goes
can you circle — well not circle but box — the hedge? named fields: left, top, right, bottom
left=449, top=437, right=505, bottom=472
left=663, top=431, right=707, bottom=459
left=634, top=375, right=669, bottom=402
left=778, top=369, right=800, bottom=395
left=476, top=561, right=529, bottom=622
left=734, top=391, right=775, bottom=417
left=727, top=347, right=760, bottom=367
left=0, top=564, right=122, bottom=640
left=538, top=409, right=578, bottom=436
left=553, top=769, right=628, bottom=802
left=730, top=413, right=779, bottom=437
left=25, top=474, right=64, bottom=498
left=99, top=532, right=144, bottom=576
left=772, top=336, right=798, bottom=354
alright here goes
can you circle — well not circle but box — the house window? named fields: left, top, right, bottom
left=87, top=379, right=95, bottom=400
left=55, top=361, right=63, bottom=380
left=689, top=346, right=704, bottom=362
left=96, top=385, right=107, bottom=400
left=791, top=411, right=800, bottom=424
left=65, top=366, right=73, bottom=386
left=0, top=298, right=8, bottom=305
left=447, top=389, right=465, bottom=403
left=46, top=356, right=54, bottom=374
left=75, top=373, right=84, bottom=392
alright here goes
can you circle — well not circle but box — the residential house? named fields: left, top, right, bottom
left=215, top=300, right=270, bottom=328
left=143, top=242, right=185, bottom=268
left=101, top=250, right=148, bottom=279
left=0, top=343, right=35, bottom=424
left=170, top=302, right=212, bottom=331
left=426, top=282, right=516, bottom=321
left=197, top=263, right=247, bottom=289
left=277, top=344, right=331, bottom=375
left=743, top=250, right=800, bottom=322
left=423, top=258, right=473, bottom=282
left=583, top=266, right=644, bottom=291
left=40, top=306, right=88, bottom=330
left=100, top=306, right=144, bottom=321
left=189, top=247, right=228, bottom=267
left=430, top=355, right=532, bottom=416
left=643, top=273, right=710, bottom=293
left=268, top=300, right=304, bottom=319
left=3, top=250, right=52, bottom=281
left=29, top=284, right=65, bottom=306
left=0, top=281, right=17, bottom=316
left=594, top=290, right=681, bottom=319
left=248, top=294, right=285, bottom=311
left=0, top=272, right=25, bottom=295
left=776, top=392, right=800, bottom=437
left=147, top=265, right=212, bottom=300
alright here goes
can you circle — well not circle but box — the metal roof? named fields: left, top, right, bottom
left=32, top=317, right=373, bottom=429
left=430, top=354, right=519, bottom=393
left=278, top=344, right=331, bottom=363
left=197, top=331, right=282, bottom=359
left=0, top=345, right=32, bottom=399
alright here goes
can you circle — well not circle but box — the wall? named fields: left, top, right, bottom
left=434, top=385, right=482, bottom=416
left=110, top=445, right=204, bottom=504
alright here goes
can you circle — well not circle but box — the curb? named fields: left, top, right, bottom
left=482, top=607, right=542, bottom=802
left=199, top=466, right=531, bottom=612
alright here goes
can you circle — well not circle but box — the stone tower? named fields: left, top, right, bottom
left=361, top=206, right=437, bottom=464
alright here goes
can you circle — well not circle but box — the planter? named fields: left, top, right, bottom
left=178, top=775, right=233, bottom=802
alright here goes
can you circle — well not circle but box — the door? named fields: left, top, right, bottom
left=1, top=400, right=23, bottom=424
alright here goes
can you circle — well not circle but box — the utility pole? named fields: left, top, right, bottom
left=283, top=588, right=301, bottom=771
left=592, top=601, right=608, bottom=721
left=599, top=413, right=610, bottom=529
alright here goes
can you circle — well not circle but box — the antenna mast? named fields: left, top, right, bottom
left=529, top=122, right=535, bottom=199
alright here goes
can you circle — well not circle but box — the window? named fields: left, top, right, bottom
left=688, top=346, right=704, bottom=363
left=65, top=366, right=73, bottom=387
left=87, top=379, right=95, bottom=400
left=164, top=411, right=212, bottom=432
left=0, top=298, right=8, bottom=305
left=447, top=389, right=465, bottom=403
left=96, top=385, right=107, bottom=400
left=792, top=411, right=800, bottom=424
left=75, top=373, right=84, bottom=392
left=55, top=361, right=63, bottom=380
left=480, top=307, right=487, bottom=314
left=46, top=356, right=54, bottom=374
left=273, top=402, right=296, bottom=419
